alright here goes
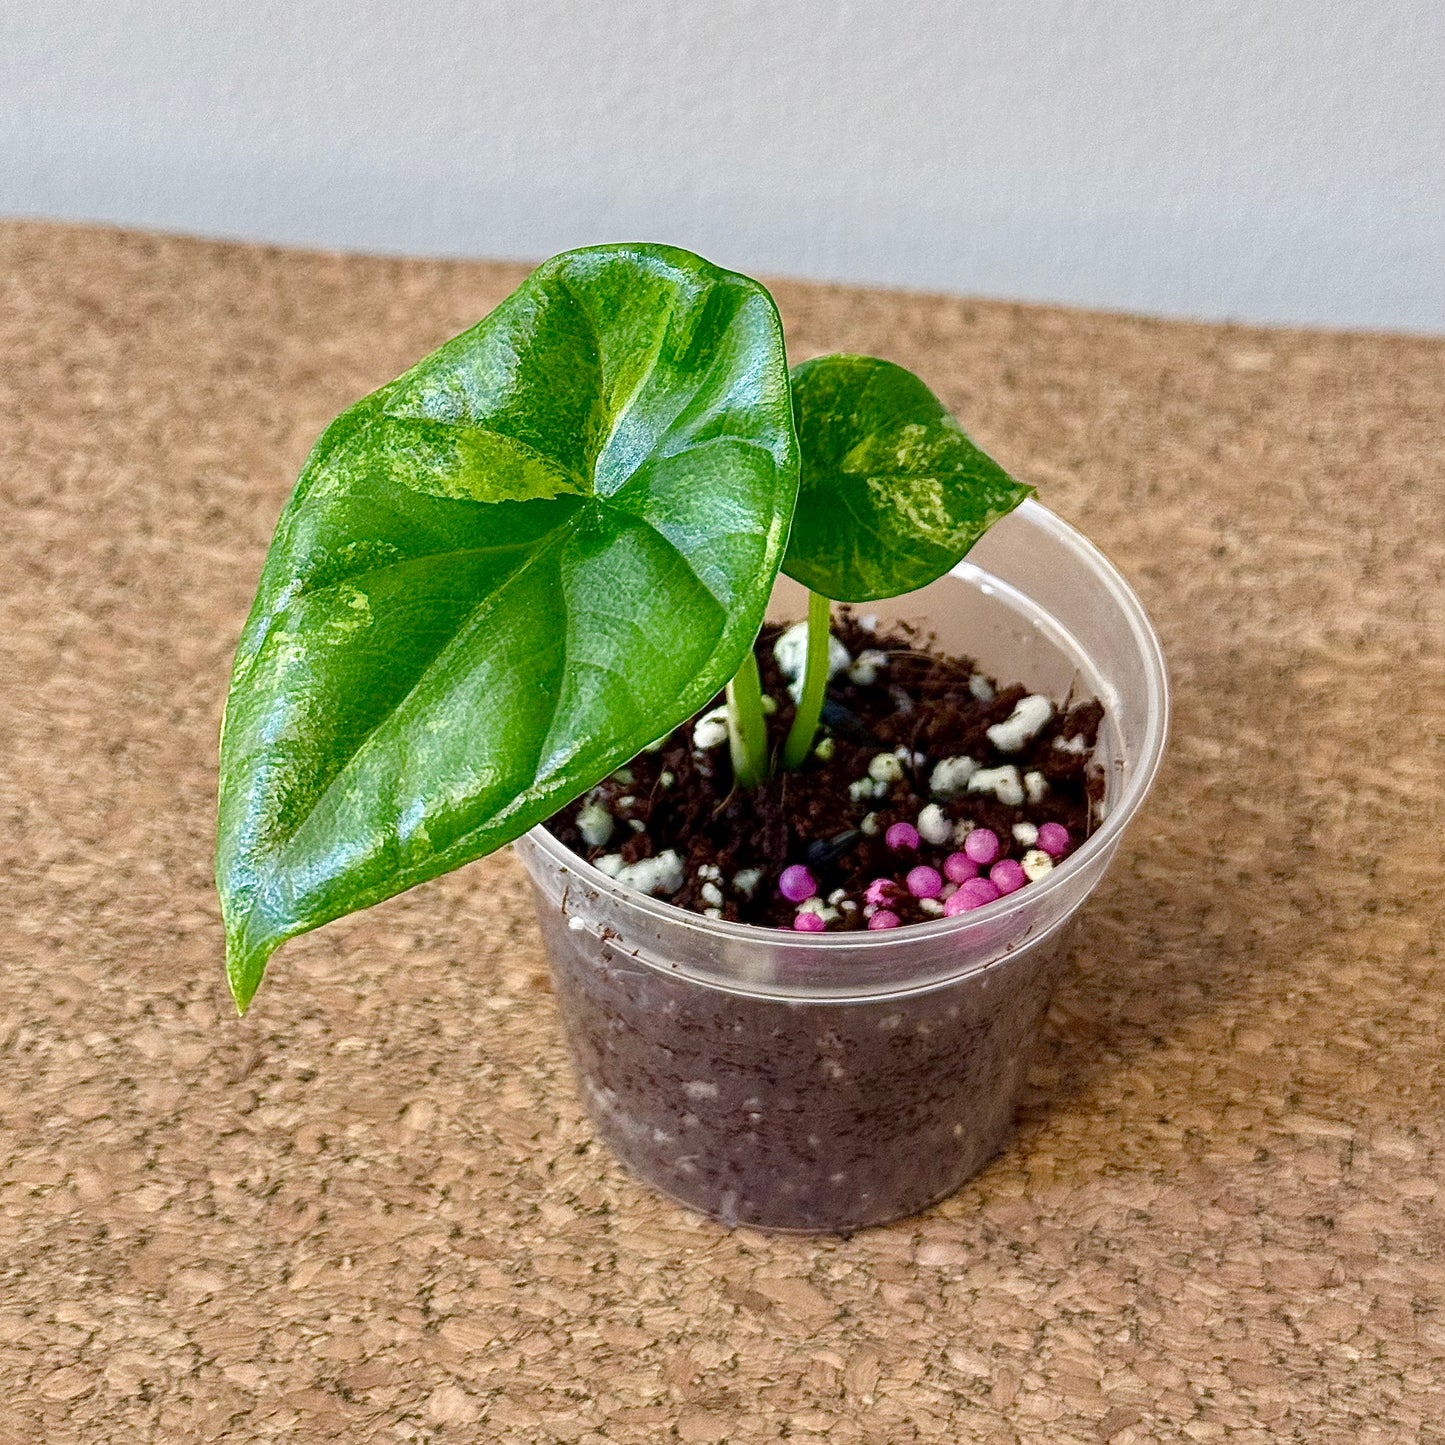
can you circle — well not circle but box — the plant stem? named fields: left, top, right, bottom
left=782, top=589, right=832, bottom=770
left=725, top=647, right=769, bottom=789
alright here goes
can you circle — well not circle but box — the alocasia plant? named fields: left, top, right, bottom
left=218, top=247, right=1029, bottom=1010
left=783, top=354, right=1031, bottom=601
left=217, top=245, right=798, bottom=1009
left=773, top=354, right=1032, bottom=769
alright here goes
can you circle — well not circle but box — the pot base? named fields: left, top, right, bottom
left=537, top=890, right=1073, bottom=1234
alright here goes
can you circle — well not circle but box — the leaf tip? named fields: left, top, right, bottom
left=223, top=923, right=273, bottom=1016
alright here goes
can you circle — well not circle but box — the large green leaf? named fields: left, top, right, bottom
left=217, top=244, right=799, bottom=1010
left=782, top=354, right=1032, bottom=602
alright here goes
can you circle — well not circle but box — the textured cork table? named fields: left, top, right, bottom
left=2, top=222, right=1441, bottom=1443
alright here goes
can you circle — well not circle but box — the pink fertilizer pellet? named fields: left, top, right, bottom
left=943, top=851, right=979, bottom=884
left=778, top=864, right=817, bottom=902
left=906, top=865, right=943, bottom=899
left=989, top=858, right=1027, bottom=895
left=944, top=876, right=1002, bottom=915
left=864, top=877, right=899, bottom=907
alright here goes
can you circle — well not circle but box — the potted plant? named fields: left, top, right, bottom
left=218, top=244, right=1168, bottom=1232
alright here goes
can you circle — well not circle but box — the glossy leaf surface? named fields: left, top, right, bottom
left=782, top=354, right=1032, bottom=602
left=217, top=245, right=798, bottom=1009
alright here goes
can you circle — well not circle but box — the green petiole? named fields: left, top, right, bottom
left=725, top=647, right=769, bottom=790
left=782, top=589, right=832, bottom=771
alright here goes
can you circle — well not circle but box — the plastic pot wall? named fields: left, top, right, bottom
left=514, top=501, right=1169, bottom=1232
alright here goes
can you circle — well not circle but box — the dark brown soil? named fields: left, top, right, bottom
left=543, top=611, right=1103, bottom=929
left=535, top=895, right=1075, bottom=1230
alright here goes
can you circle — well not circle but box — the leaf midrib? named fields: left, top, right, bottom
left=558, top=272, right=687, bottom=500
left=287, top=534, right=571, bottom=605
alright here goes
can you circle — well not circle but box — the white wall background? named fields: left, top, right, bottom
left=3, top=0, right=1441, bottom=331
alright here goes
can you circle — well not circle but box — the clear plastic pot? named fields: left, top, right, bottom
left=514, top=500, right=1169, bottom=1232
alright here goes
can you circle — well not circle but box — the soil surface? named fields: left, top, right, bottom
left=544, top=611, right=1103, bottom=929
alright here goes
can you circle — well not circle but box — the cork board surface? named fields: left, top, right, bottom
left=2, top=220, right=1442, bottom=1443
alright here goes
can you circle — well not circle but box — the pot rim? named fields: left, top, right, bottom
left=520, top=498, right=1169, bottom=952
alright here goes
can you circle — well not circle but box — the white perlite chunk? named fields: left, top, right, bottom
left=692, top=705, right=729, bottom=750
left=611, top=766, right=634, bottom=785
left=700, top=882, right=724, bottom=907
left=697, top=863, right=721, bottom=881
left=796, top=897, right=840, bottom=924
left=848, top=649, right=889, bottom=686
left=814, top=736, right=835, bottom=762
left=868, top=752, right=904, bottom=783
left=659, top=770, right=675, bottom=789
left=760, top=694, right=778, bottom=715
left=918, top=897, right=945, bottom=916
left=1024, top=770, right=1048, bottom=803
left=860, top=811, right=881, bottom=836
left=1021, top=848, right=1054, bottom=882
left=969, top=673, right=995, bottom=702
left=917, top=803, right=953, bottom=846
left=774, top=621, right=851, bottom=701
left=731, top=867, right=762, bottom=899
left=968, top=765, right=1025, bottom=806
left=952, top=818, right=976, bottom=844
left=1012, top=821, right=1040, bottom=847
left=1054, top=733, right=1088, bottom=754
left=986, top=693, right=1053, bottom=752
left=567, top=915, right=586, bottom=932
left=858, top=613, right=879, bottom=633
left=930, top=755, right=979, bottom=798
left=850, top=776, right=888, bottom=801
left=827, top=888, right=847, bottom=906
left=597, top=850, right=685, bottom=896
left=576, top=802, right=614, bottom=848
